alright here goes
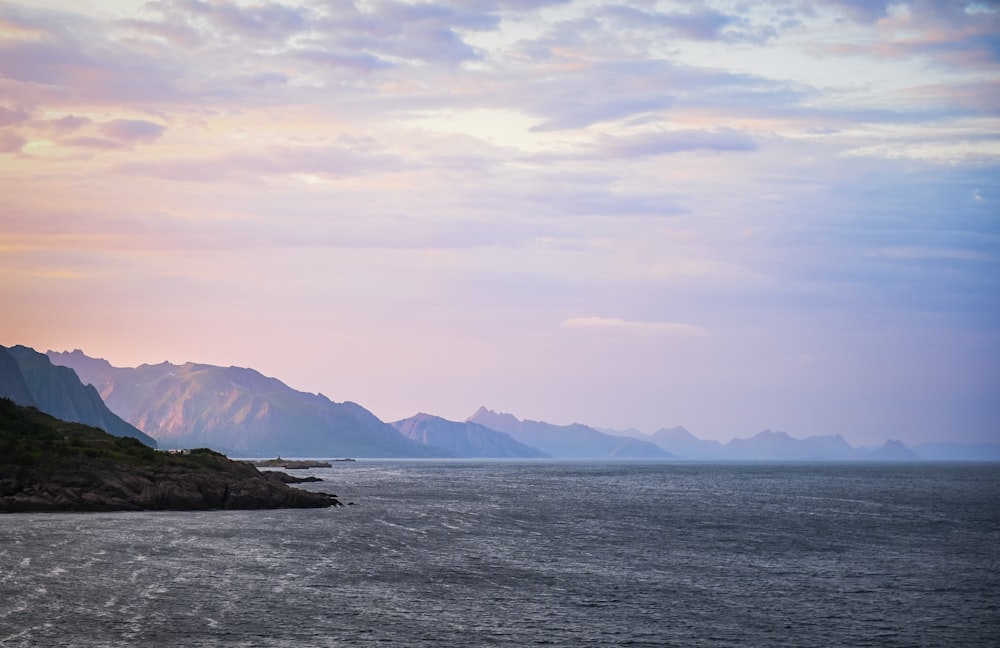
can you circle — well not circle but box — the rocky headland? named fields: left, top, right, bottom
left=0, top=398, right=340, bottom=513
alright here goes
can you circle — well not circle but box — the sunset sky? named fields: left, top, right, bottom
left=1, top=0, right=998, bottom=445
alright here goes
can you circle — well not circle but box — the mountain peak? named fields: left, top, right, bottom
left=868, top=439, right=921, bottom=461
left=753, top=429, right=791, bottom=439
left=48, top=348, right=439, bottom=457
left=49, top=348, right=116, bottom=371
left=467, top=407, right=522, bottom=435
left=393, top=413, right=548, bottom=458
left=5, top=345, right=155, bottom=447
left=652, top=425, right=695, bottom=441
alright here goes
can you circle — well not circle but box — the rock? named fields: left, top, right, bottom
left=0, top=399, right=341, bottom=513
left=0, top=456, right=341, bottom=513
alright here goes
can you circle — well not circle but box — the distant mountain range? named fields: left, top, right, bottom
left=48, top=349, right=440, bottom=458
left=467, top=407, right=674, bottom=459
left=392, top=413, right=549, bottom=458
left=603, top=424, right=978, bottom=461
left=0, top=345, right=155, bottom=447
left=604, top=425, right=922, bottom=461
left=12, top=345, right=993, bottom=461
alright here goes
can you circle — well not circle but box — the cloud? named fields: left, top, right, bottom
left=294, top=48, right=391, bottom=73
left=0, top=106, right=29, bottom=127
left=0, top=9, right=186, bottom=106
left=59, top=119, right=166, bottom=149
left=494, top=56, right=820, bottom=133
left=119, top=16, right=203, bottom=48
left=511, top=60, right=711, bottom=131
left=334, top=0, right=500, bottom=65
left=812, top=0, right=1000, bottom=68
left=826, top=0, right=892, bottom=23
left=872, top=247, right=993, bottom=262
left=0, top=130, right=27, bottom=153
left=600, top=4, right=776, bottom=43
left=46, top=115, right=91, bottom=133
left=115, top=140, right=407, bottom=183
left=560, top=317, right=711, bottom=336
left=101, top=119, right=166, bottom=142
left=592, top=129, right=758, bottom=158
left=140, top=0, right=311, bottom=44
left=196, top=0, right=309, bottom=41
left=62, top=136, right=123, bottom=150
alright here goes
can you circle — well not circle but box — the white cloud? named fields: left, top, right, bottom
left=871, top=247, right=993, bottom=262
left=560, top=317, right=710, bottom=336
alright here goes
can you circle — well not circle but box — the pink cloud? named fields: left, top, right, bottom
left=62, top=135, right=122, bottom=150
left=47, top=114, right=91, bottom=133
left=561, top=317, right=711, bottom=336
left=0, top=106, right=29, bottom=127
left=100, top=118, right=167, bottom=142
left=0, top=130, right=27, bottom=152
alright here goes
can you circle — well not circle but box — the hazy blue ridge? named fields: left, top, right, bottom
left=650, top=426, right=727, bottom=459
left=48, top=349, right=449, bottom=459
left=1, top=345, right=156, bottom=447
left=863, top=439, right=923, bottom=462
left=393, top=413, right=550, bottom=458
left=468, top=407, right=673, bottom=459
left=491, top=409, right=999, bottom=462
left=636, top=426, right=927, bottom=462
left=721, top=429, right=859, bottom=461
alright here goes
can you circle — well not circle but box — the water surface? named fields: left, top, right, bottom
left=2, top=461, right=997, bottom=646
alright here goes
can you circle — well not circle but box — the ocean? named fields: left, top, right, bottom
left=1, top=461, right=998, bottom=647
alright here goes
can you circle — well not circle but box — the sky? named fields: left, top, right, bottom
left=1, top=0, right=998, bottom=446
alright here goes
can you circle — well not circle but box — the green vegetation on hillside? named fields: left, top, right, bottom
left=1, top=398, right=340, bottom=512
left=1, top=397, right=237, bottom=473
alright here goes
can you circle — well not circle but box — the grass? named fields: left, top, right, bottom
left=0, top=397, right=239, bottom=474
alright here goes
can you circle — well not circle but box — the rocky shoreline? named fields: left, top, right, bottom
left=0, top=456, right=341, bottom=513
left=0, top=399, right=341, bottom=513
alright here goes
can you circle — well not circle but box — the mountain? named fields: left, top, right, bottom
left=467, top=407, right=673, bottom=459
left=864, top=439, right=922, bottom=462
left=537, top=419, right=931, bottom=462
left=468, top=407, right=522, bottom=436
left=0, top=397, right=338, bottom=512
left=0, top=347, right=35, bottom=407
left=47, top=350, right=444, bottom=458
left=0, top=345, right=155, bottom=447
left=393, top=413, right=549, bottom=458
left=648, top=426, right=726, bottom=459
left=592, top=424, right=859, bottom=460
left=913, top=442, right=1000, bottom=462
left=720, top=429, right=858, bottom=461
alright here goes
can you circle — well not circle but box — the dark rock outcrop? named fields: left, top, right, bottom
left=0, top=399, right=340, bottom=513
left=0, top=458, right=340, bottom=512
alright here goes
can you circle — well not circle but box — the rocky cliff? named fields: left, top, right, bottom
left=1, top=345, right=156, bottom=447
